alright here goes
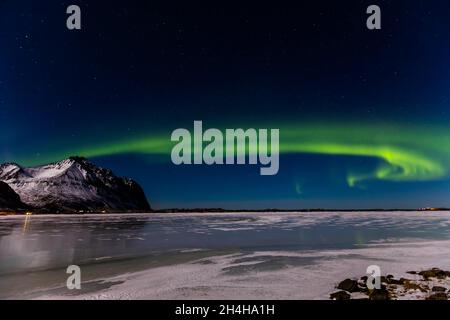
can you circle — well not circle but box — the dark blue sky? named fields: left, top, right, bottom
left=1, top=1, right=450, bottom=209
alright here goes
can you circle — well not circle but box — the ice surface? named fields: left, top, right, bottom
left=1, top=211, right=450, bottom=299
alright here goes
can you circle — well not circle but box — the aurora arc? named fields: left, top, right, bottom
left=14, top=122, right=450, bottom=187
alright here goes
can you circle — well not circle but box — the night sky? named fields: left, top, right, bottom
left=1, top=0, right=450, bottom=209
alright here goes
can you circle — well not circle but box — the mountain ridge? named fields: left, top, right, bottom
left=0, top=157, right=151, bottom=213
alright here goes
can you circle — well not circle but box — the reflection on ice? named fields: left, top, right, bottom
left=0, top=211, right=450, bottom=299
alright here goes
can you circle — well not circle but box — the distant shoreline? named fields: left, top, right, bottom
left=1, top=207, right=449, bottom=216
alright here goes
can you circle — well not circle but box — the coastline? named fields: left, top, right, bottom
left=20, top=238, right=450, bottom=300
left=1, top=208, right=449, bottom=217
left=1, top=211, right=450, bottom=300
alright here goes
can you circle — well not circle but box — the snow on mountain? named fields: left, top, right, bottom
left=0, top=157, right=151, bottom=212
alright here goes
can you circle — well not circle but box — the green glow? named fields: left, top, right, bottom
left=294, top=181, right=303, bottom=195
left=13, top=122, right=450, bottom=187
left=280, top=123, right=450, bottom=185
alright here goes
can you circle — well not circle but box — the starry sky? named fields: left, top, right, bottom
left=1, top=0, right=450, bottom=209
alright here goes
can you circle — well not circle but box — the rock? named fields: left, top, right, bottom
left=426, top=292, right=448, bottom=300
left=432, top=268, right=448, bottom=279
left=358, top=276, right=368, bottom=288
left=403, top=280, right=428, bottom=293
left=432, top=286, right=447, bottom=292
left=381, top=275, right=398, bottom=284
left=331, top=269, right=450, bottom=301
left=418, top=270, right=434, bottom=279
left=419, top=268, right=447, bottom=280
left=337, top=279, right=359, bottom=293
left=369, top=288, right=390, bottom=300
left=330, top=291, right=351, bottom=300
left=389, top=278, right=405, bottom=285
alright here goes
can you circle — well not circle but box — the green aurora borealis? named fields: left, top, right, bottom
left=14, top=122, right=450, bottom=188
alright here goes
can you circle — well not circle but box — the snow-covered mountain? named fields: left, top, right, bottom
left=0, top=157, right=151, bottom=213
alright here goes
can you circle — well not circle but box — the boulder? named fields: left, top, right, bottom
left=330, top=291, right=351, bottom=300
left=432, top=286, right=446, bottom=292
left=389, top=278, right=405, bottom=285
left=337, top=279, right=359, bottom=292
left=426, top=292, right=448, bottom=300
left=369, top=288, right=390, bottom=300
left=419, top=268, right=447, bottom=280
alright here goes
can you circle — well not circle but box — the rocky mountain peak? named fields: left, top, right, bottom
left=0, top=157, right=151, bottom=213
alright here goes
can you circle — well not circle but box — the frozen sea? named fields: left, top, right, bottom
left=1, top=211, right=450, bottom=299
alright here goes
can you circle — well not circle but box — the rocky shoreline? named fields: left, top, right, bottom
left=330, top=268, right=450, bottom=300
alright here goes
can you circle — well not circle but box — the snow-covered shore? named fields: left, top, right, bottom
left=34, top=238, right=450, bottom=300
